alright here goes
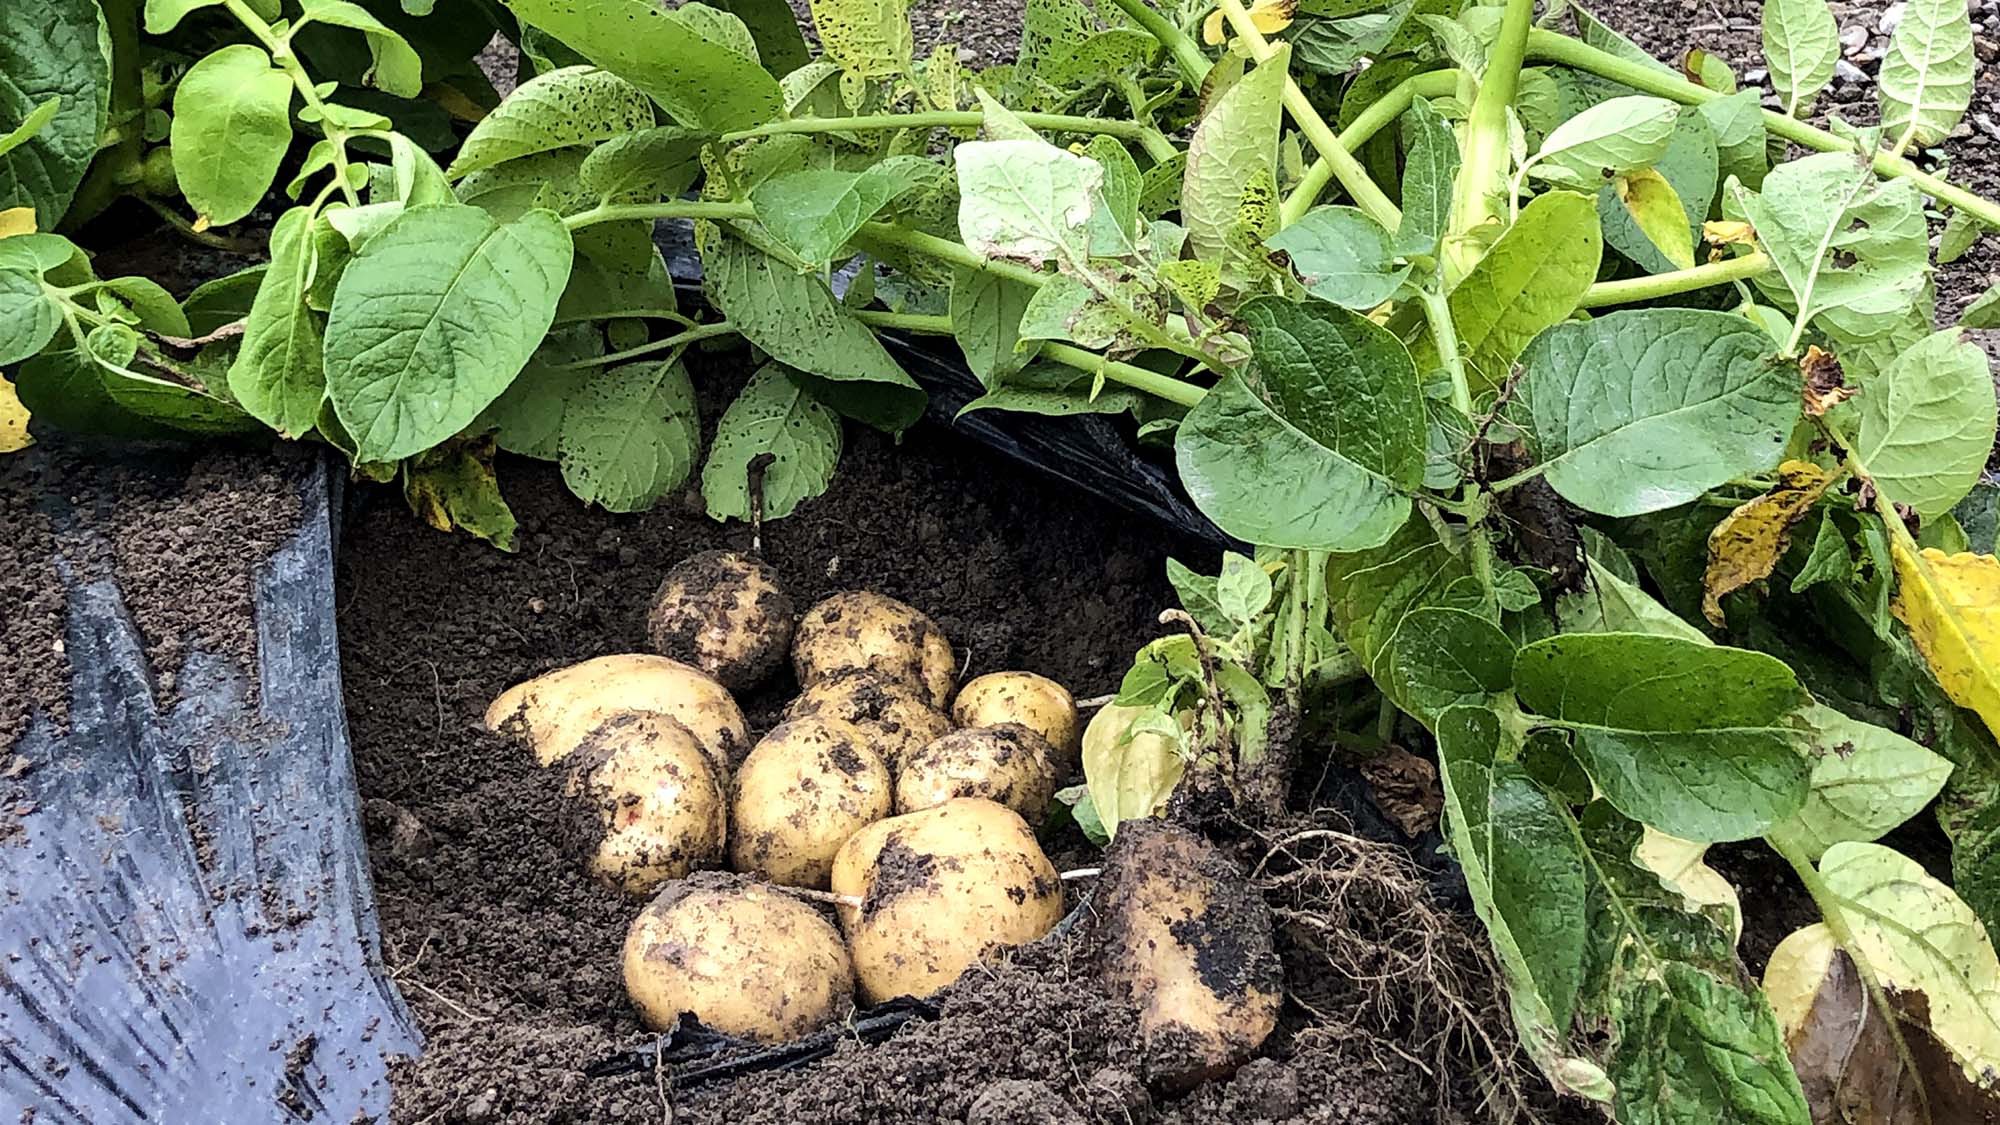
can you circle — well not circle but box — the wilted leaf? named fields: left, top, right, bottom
left=1081, top=703, right=1187, bottom=836
left=403, top=439, right=518, bottom=550
left=1703, top=460, right=1837, bottom=625
left=1614, top=167, right=1696, bottom=270
left=1891, top=544, right=2000, bottom=742
left=1636, top=826, right=1742, bottom=938
left=0, top=372, right=30, bottom=452
left=0, top=207, right=32, bottom=238
left=1201, top=0, right=1296, bottom=44
left=1183, top=45, right=1289, bottom=261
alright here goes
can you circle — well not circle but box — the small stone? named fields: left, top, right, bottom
left=528, top=596, right=547, bottom=615
left=460, top=1087, right=499, bottom=1123
left=956, top=46, right=978, bottom=64
left=1835, top=59, right=1870, bottom=84
left=1880, top=2, right=1907, bottom=35
left=1979, top=34, right=2000, bottom=62
left=1840, top=25, right=1870, bottom=56
left=1745, top=67, right=1770, bottom=84
left=617, top=546, right=640, bottom=566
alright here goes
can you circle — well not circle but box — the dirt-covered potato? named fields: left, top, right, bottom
left=782, top=669, right=954, bottom=774
left=830, top=798, right=1063, bottom=1003
left=894, top=724, right=1061, bottom=823
left=646, top=550, right=795, bottom=692
left=793, top=592, right=956, bottom=710
left=1090, top=820, right=1281, bottom=1089
left=951, top=672, right=1080, bottom=763
left=485, top=654, right=748, bottom=770
left=623, top=873, right=854, bottom=1040
left=563, top=712, right=727, bottom=897
left=730, top=717, right=893, bottom=888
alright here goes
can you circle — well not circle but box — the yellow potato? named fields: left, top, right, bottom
left=830, top=798, right=1063, bottom=1002
left=646, top=550, right=795, bottom=692
left=623, top=874, right=854, bottom=1040
left=782, top=669, right=954, bottom=774
left=730, top=717, right=893, bottom=888
left=1091, top=820, right=1281, bottom=1089
left=486, top=654, right=748, bottom=770
left=952, top=672, right=1080, bottom=763
left=564, top=712, right=727, bottom=897
left=894, top=724, right=1060, bottom=824
left=793, top=592, right=956, bottom=710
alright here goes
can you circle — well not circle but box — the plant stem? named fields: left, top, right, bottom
left=1526, top=30, right=2000, bottom=229
left=1417, top=285, right=1499, bottom=611
left=1214, top=0, right=1402, bottom=231
left=1576, top=251, right=1772, bottom=308
left=1446, top=0, right=1536, bottom=283
left=720, top=110, right=1165, bottom=145
left=1102, top=0, right=1212, bottom=87
left=1280, top=70, right=1461, bottom=227
left=564, top=199, right=757, bottom=231
left=551, top=321, right=739, bottom=369
left=1117, top=77, right=1182, bottom=164
left=848, top=309, right=1208, bottom=408
left=221, top=0, right=361, bottom=209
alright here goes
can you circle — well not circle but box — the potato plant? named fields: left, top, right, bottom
left=5, top=0, right=2000, bottom=1117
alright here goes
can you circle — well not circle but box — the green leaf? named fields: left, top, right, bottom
left=1183, top=45, right=1290, bottom=262
left=1514, top=633, right=1811, bottom=841
left=1165, top=558, right=1229, bottom=637
left=183, top=267, right=267, bottom=337
left=1693, top=89, right=1769, bottom=190
left=404, top=441, right=518, bottom=550
left=956, top=362, right=1146, bottom=417
left=297, top=0, right=423, bottom=97
left=1733, top=152, right=1928, bottom=337
left=169, top=44, right=294, bottom=229
left=447, top=66, right=655, bottom=179
left=948, top=268, right=1039, bottom=389
left=750, top=166, right=917, bottom=267
left=1844, top=327, right=1996, bottom=521
left=0, top=269, right=60, bottom=365
left=1174, top=297, right=1423, bottom=551
left=0, top=1, right=108, bottom=221
left=502, top=0, right=783, bottom=131
left=710, top=0, right=813, bottom=76
left=1766, top=704, right=1955, bottom=860
left=1397, top=95, right=1458, bottom=255
left=325, top=204, right=574, bottom=463
left=1879, top=0, right=1976, bottom=149
left=1217, top=552, right=1273, bottom=625
left=1555, top=555, right=1711, bottom=643
left=577, top=126, right=709, bottom=201
left=1527, top=95, right=1681, bottom=186
left=1388, top=608, right=1517, bottom=720
left=807, top=0, right=913, bottom=78
left=14, top=348, right=180, bottom=439
left=1597, top=111, right=1716, bottom=274
left=1791, top=512, right=1854, bottom=592
left=1762, top=0, right=1839, bottom=116
left=560, top=222, right=678, bottom=323
left=145, top=0, right=221, bottom=33
left=1265, top=206, right=1410, bottom=310
left=1438, top=190, right=1602, bottom=393
left=1326, top=516, right=1504, bottom=717
left=228, top=207, right=325, bottom=437
left=1512, top=309, right=1798, bottom=518
left=701, top=363, right=841, bottom=522
left=559, top=358, right=699, bottom=512
left=0, top=98, right=60, bottom=163
left=701, top=226, right=922, bottom=429
left=955, top=137, right=1103, bottom=266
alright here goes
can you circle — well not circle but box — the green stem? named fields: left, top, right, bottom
left=1280, top=70, right=1461, bottom=227
left=1215, top=0, right=1402, bottom=231
left=222, top=0, right=361, bottom=209
left=1117, top=77, right=1182, bottom=164
left=1417, top=285, right=1499, bottom=611
left=1526, top=30, right=2000, bottom=229
left=849, top=309, right=1208, bottom=408
left=720, top=110, right=1164, bottom=146
left=1447, top=0, right=1536, bottom=282
left=1102, top=0, right=1212, bottom=87
left=565, top=199, right=757, bottom=231
left=551, top=321, right=739, bottom=369
left=1577, top=251, right=1772, bottom=308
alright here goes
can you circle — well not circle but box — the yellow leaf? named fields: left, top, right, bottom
left=0, top=373, right=31, bottom=453
left=1636, top=826, right=1742, bottom=940
left=1702, top=219, right=1756, bottom=246
left=1202, top=0, right=1296, bottom=45
left=1081, top=703, right=1187, bottom=838
left=0, top=207, right=34, bottom=238
left=1615, top=168, right=1696, bottom=270
left=1702, top=460, right=1835, bottom=625
left=1892, top=542, right=2000, bottom=741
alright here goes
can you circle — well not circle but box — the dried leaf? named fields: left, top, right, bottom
left=1703, top=218, right=1757, bottom=247
left=1802, top=345, right=1856, bottom=416
left=1358, top=746, right=1442, bottom=835
left=1201, top=0, right=1296, bottom=46
left=1703, top=460, right=1836, bottom=625
left=1891, top=544, right=2000, bottom=742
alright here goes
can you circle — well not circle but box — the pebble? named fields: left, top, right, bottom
left=1979, top=34, right=2000, bottom=62
left=1835, top=59, right=1870, bottom=84
left=1880, top=2, right=1906, bottom=35
left=1841, top=25, right=1870, bottom=55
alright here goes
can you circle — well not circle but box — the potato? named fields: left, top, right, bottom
left=783, top=669, right=954, bottom=774
left=646, top=550, right=795, bottom=692
left=623, top=873, right=854, bottom=1040
left=793, top=592, right=957, bottom=710
left=486, top=654, right=748, bottom=770
left=830, top=798, right=1063, bottom=1002
left=894, top=724, right=1061, bottom=823
left=1089, top=820, right=1281, bottom=1089
left=952, top=672, right=1080, bottom=763
left=730, top=717, right=893, bottom=888
left=564, top=711, right=727, bottom=897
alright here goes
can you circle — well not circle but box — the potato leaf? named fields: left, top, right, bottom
left=0, top=2, right=108, bottom=222
left=807, top=0, right=914, bottom=78
left=1766, top=704, right=1955, bottom=860
left=700, top=364, right=842, bottom=523
left=1265, top=206, right=1409, bottom=309
left=1733, top=152, right=1928, bottom=339
left=948, top=268, right=1039, bottom=389
left=1434, top=190, right=1601, bottom=393
left=0, top=372, right=29, bottom=453
left=559, top=358, right=700, bottom=513
left=1514, top=633, right=1811, bottom=841
left=228, top=207, right=326, bottom=438
left=447, top=67, right=655, bottom=179
left=955, top=138, right=1103, bottom=266
left=1182, top=45, right=1289, bottom=261
left=404, top=439, right=517, bottom=550
left=751, top=165, right=918, bottom=267
left=0, top=267, right=60, bottom=366
left=1612, top=168, right=1695, bottom=271
left=1846, top=329, right=1997, bottom=521
left=1702, top=460, right=1837, bottom=625
left=1397, top=96, right=1458, bottom=255
left=1080, top=703, right=1186, bottom=837
left=169, top=45, right=294, bottom=229
left=1556, top=555, right=1711, bottom=643
left=503, top=0, right=783, bottom=131
left=1891, top=544, right=2000, bottom=743
left=1762, top=0, right=1839, bottom=116
left=297, top=0, right=424, bottom=98
left=1879, top=0, right=1976, bottom=150
left=1527, top=95, right=1680, bottom=186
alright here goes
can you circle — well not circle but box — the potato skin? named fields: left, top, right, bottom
left=830, top=798, right=1063, bottom=1003
left=623, top=873, right=854, bottom=1040
left=783, top=669, right=954, bottom=774
left=646, top=550, right=795, bottom=692
left=793, top=592, right=957, bottom=710
left=485, top=654, right=748, bottom=771
left=563, top=712, right=727, bottom=897
left=952, top=672, right=1080, bottom=764
left=730, top=717, right=893, bottom=888
left=1089, top=820, right=1282, bottom=1089
left=894, top=724, right=1061, bottom=824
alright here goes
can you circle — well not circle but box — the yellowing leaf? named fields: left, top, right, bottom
left=1703, top=460, right=1836, bottom=625
left=1892, top=543, right=2000, bottom=741
left=0, top=207, right=34, bottom=238
left=1615, top=168, right=1696, bottom=270
left=1081, top=703, right=1187, bottom=837
left=1636, top=826, right=1743, bottom=940
left=1202, top=0, right=1295, bottom=45
left=0, top=373, right=32, bottom=453
left=1702, top=219, right=1756, bottom=247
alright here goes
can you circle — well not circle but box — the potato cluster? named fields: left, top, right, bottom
left=484, top=557, right=1085, bottom=1041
